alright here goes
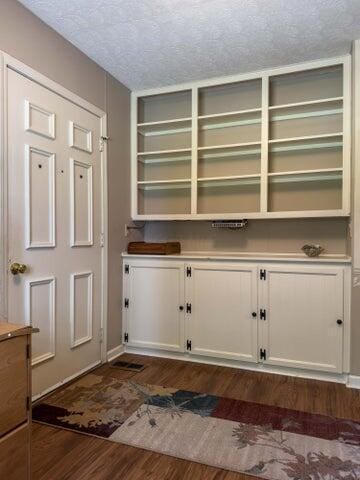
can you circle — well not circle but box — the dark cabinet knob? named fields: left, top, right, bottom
left=337, top=319, right=343, bottom=325
left=252, top=312, right=257, bottom=318
left=179, top=306, right=184, bottom=311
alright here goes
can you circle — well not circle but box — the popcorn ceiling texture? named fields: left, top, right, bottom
left=19, top=0, right=360, bottom=90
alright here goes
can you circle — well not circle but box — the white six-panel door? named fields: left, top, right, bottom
left=124, top=260, right=185, bottom=351
left=7, top=67, right=104, bottom=396
left=260, top=265, right=344, bottom=373
left=186, top=263, right=258, bottom=362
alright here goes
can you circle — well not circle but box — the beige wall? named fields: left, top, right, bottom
left=0, top=0, right=135, bottom=350
left=145, top=219, right=349, bottom=255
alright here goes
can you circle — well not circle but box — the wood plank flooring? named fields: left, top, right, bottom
left=32, top=353, right=360, bottom=480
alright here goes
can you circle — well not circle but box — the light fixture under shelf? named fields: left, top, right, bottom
left=212, top=220, right=248, bottom=229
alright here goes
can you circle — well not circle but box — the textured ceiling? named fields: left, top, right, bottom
left=19, top=0, right=360, bottom=91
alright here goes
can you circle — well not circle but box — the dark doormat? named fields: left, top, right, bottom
left=110, top=360, right=146, bottom=372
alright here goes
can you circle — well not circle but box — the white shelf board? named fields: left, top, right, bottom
left=138, top=178, right=191, bottom=191
left=199, top=117, right=261, bottom=131
left=198, top=107, right=262, bottom=120
left=138, top=117, right=192, bottom=127
left=138, top=148, right=191, bottom=156
left=270, top=140, right=342, bottom=154
left=269, top=132, right=343, bottom=144
left=132, top=209, right=349, bottom=221
left=269, top=167, right=342, bottom=177
left=270, top=107, right=342, bottom=123
left=268, top=169, right=342, bottom=184
left=198, top=141, right=261, bottom=152
left=122, top=251, right=351, bottom=264
left=269, top=96, right=343, bottom=110
left=139, top=154, right=191, bottom=164
left=198, top=174, right=260, bottom=188
left=197, top=106, right=342, bottom=133
left=200, top=147, right=261, bottom=159
left=138, top=117, right=192, bottom=137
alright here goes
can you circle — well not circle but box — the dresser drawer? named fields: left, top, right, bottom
left=0, top=423, right=30, bottom=480
left=0, top=336, right=29, bottom=436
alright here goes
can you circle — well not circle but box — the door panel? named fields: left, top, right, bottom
left=125, top=261, right=184, bottom=351
left=7, top=68, right=103, bottom=396
left=261, top=265, right=344, bottom=372
left=186, top=263, right=258, bottom=362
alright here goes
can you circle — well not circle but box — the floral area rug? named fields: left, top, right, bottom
left=32, top=373, right=360, bottom=479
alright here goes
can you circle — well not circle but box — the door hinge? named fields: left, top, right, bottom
left=260, top=269, right=266, bottom=280
left=260, top=308, right=266, bottom=320
left=99, top=328, right=104, bottom=344
left=99, top=135, right=109, bottom=152
left=124, top=298, right=129, bottom=308
left=124, top=332, right=129, bottom=343
left=260, top=348, right=267, bottom=361
left=186, top=339, right=192, bottom=351
left=26, top=396, right=30, bottom=411
left=186, top=303, right=192, bottom=314
left=124, top=264, right=130, bottom=274
left=26, top=343, right=30, bottom=360
left=100, top=232, right=105, bottom=247
left=186, top=266, right=192, bottom=277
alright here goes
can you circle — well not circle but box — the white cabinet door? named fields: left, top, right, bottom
left=124, top=260, right=185, bottom=351
left=186, top=263, right=258, bottom=362
left=260, top=265, right=344, bottom=373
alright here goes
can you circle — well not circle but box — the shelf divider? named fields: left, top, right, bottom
left=191, top=87, right=199, bottom=214
left=260, top=75, right=269, bottom=212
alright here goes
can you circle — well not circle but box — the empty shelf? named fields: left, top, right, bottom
left=268, top=169, right=342, bottom=184
left=138, top=179, right=191, bottom=191
left=269, top=96, right=343, bottom=110
left=198, top=174, right=260, bottom=188
left=138, top=117, right=192, bottom=136
left=269, top=133, right=343, bottom=144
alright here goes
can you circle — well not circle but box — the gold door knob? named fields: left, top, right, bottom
left=10, top=262, right=27, bottom=275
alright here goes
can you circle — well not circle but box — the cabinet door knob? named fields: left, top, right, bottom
left=337, top=319, right=343, bottom=325
left=179, top=306, right=184, bottom=311
left=252, top=312, right=257, bottom=318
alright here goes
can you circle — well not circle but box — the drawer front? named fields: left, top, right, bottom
left=0, top=336, right=29, bottom=436
left=0, top=423, right=30, bottom=480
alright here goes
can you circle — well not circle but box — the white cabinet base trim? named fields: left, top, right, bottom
left=347, top=375, right=360, bottom=389
left=123, top=345, right=349, bottom=385
left=107, top=344, right=125, bottom=362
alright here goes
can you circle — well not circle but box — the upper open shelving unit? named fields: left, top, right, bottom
left=131, top=56, right=350, bottom=219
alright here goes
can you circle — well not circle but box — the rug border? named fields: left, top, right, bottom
left=32, top=419, right=263, bottom=480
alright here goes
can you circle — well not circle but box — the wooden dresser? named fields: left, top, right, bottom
left=0, top=322, right=37, bottom=480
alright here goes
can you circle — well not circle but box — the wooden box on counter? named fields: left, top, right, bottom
left=0, top=322, right=38, bottom=480
left=127, top=241, right=181, bottom=255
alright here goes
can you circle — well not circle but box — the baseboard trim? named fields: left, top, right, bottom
left=125, top=346, right=348, bottom=385
left=347, top=375, right=360, bottom=389
left=32, top=360, right=101, bottom=402
left=107, top=344, right=125, bottom=362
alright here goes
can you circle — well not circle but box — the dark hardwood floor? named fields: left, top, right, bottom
left=32, top=353, right=360, bottom=480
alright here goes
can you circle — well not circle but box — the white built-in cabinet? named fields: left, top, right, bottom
left=131, top=56, right=351, bottom=220
left=123, top=257, right=349, bottom=375
left=123, top=260, right=184, bottom=351
left=260, top=265, right=344, bottom=373
left=186, top=263, right=258, bottom=362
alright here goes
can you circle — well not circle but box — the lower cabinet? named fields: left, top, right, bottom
left=123, top=260, right=185, bottom=351
left=261, top=265, right=344, bottom=373
left=123, top=257, right=348, bottom=374
left=186, top=263, right=258, bottom=362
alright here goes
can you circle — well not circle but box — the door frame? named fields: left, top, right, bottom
left=0, top=51, right=108, bottom=364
